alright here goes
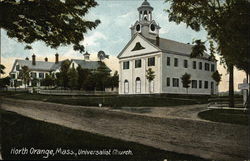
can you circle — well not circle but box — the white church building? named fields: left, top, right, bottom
left=118, top=0, right=218, bottom=95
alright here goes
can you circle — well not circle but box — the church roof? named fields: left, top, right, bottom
left=146, top=37, right=210, bottom=58
left=117, top=33, right=210, bottom=59
left=142, top=0, right=150, bottom=6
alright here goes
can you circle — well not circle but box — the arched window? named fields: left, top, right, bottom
left=135, top=77, right=141, bottom=93
left=124, top=80, right=129, bottom=94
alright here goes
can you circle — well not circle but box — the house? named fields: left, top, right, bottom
left=9, top=53, right=110, bottom=88
left=117, top=0, right=217, bottom=95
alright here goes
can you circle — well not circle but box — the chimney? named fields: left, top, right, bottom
left=32, top=54, right=36, bottom=65
left=45, top=57, right=48, bottom=62
left=156, top=36, right=160, bottom=47
left=55, top=53, right=59, bottom=64
left=25, top=57, right=29, bottom=60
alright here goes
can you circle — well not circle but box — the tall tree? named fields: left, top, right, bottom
left=68, top=66, right=78, bottom=90
left=165, top=0, right=250, bottom=107
left=95, top=62, right=111, bottom=91
left=146, top=68, right=155, bottom=93
left=181, top=73, right=191, bottom=94
left=60, top=60, right=70, bottom=89
left=77, top=66, right=90, bottom=90
left=0, top=0, right=100, bottom=53
left=111, top=71, right=119, bottom=90
left=18, top=65, right=30, bottom=89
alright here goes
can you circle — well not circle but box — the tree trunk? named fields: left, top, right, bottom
left=228, top=65, right=234, bottom=107
left=246, top=73, right=250, bottom=109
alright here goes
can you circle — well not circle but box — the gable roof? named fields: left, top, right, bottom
left=71, top=59, right=111, bottom=72
left=50, top=59, right=69, bottom=71
left=117, top=33, right=161, bottom=58
left=10, top=59, right=55, bottom=72
left=117, top=33, right=210, bottom=59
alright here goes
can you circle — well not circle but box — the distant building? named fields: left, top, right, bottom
left=9, top=53, right=110, bottom=88
left=117, top=0, right=217, bottom=95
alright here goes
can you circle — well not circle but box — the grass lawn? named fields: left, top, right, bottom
left=198, top=109, right=249, bottom=126
left=1, top=91, right=209, bottom=107
left=0, top=109, right=208, bottom=161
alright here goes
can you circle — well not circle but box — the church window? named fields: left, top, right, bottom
left=123, top=61, right=130, bottom=70
left=193, top=61, right=197, bottom=69
left=166, top=77, right=170, bottom=87
left=124, top=80, right=129, bottom=94
left=136, top=77, right=141, bottom=93
left=135, top=59, right=142, bottom=68
left=144, top=11, right=147, bottom=15
left=199, top=62, right=202, bottom=70
left=192, top=80, right=197, bottom=88
left=167, top=57, right=171, bottom=66
left=148, top=57, right=155, bottom=66
left=211, top=64, right=215, bottom=72
left=199, top=80, right=202, bottom=88
left=173, top=78, right=179, bottom=87
left=204, top=81, right=209, bottom=89
left=205, top=63, right=210, bottom=71
left=131, top=42, right=145, bottom=51
left=136, top=24, right=140, bottom=31
left=174, top=58, right=178, bottom=67
left=150, top=24, right=155, bottom=31
left=184, top=60, right=188, bottom=68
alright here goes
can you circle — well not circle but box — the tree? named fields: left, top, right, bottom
left=212, top=70, right=222, bottom=85
left=41, top=73, right=55, bottom=88
left=68, top=66, right=78, bottom=90
left=190, top=40, right=206, bottom=58
left=165, top=0, right=250, bottom=107
left=18, top=65, right=30, bottom=89
left=95, top=62, right=111, bottom=91
left=146, top=68, right=155, bottom=93
left=84, top=72, right=96, bottom=91
left=77, top=66, right=90, bottom=90
left=181, top=73, right=191, bottom=94
left=0, top=76, right=10, bottom=90
left=111, top=71, right=119, bottom=90
left=0, top=64, right=5, bottom=75
left=0, top=0, right=100, bottom=53
left=60, top=60, right=70, bottom=89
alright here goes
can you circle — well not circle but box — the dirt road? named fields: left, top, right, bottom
left=1, top=98, right=249, bottom=161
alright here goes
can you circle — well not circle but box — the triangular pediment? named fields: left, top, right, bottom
left=117, top=34, right=161, bottom=59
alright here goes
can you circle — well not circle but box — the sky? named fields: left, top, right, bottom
left=1, top=0, right=246, bottom=92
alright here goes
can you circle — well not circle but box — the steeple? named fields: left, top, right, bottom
left=130, top=0, right=160, bottom=40
left=137, top=0, right=153, bottom=21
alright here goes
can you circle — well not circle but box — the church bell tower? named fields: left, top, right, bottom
left=130, top=0, right=160, bottom=40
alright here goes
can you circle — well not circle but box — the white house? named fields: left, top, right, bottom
left=9, top=53, right=109, bottom=88
left=117, top=0, right=217, bottom=95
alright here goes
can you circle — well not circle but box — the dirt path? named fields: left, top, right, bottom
left=114, top=104, right=207, bottom=120
left=0, top=98, right=249, bottom=161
